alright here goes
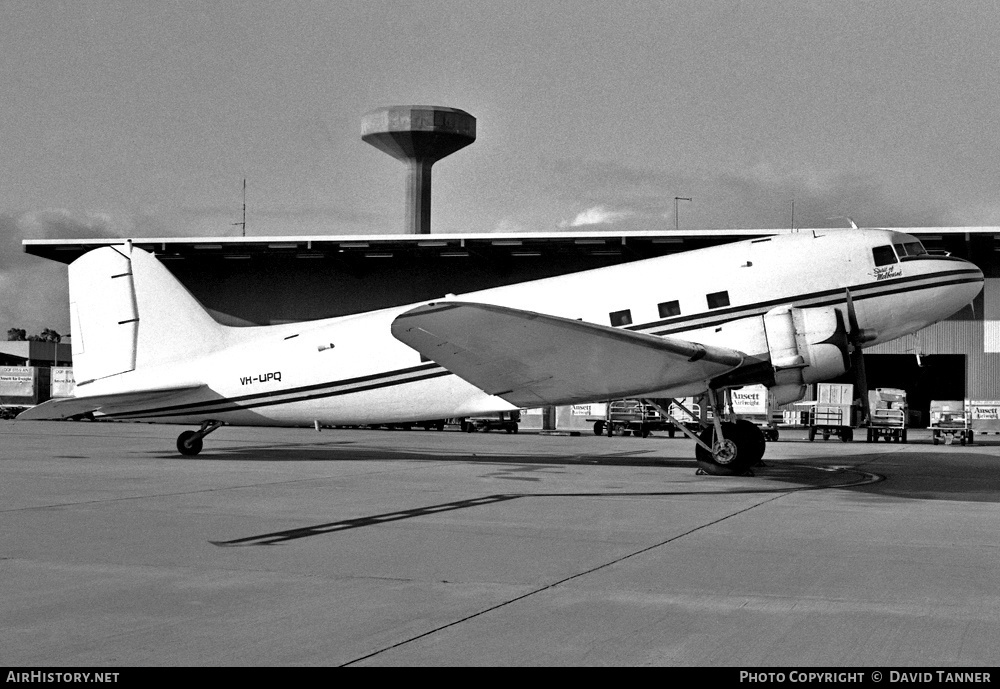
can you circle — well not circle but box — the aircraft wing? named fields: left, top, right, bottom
left=391, top=302, right=745, bottom=407
left=16, top=384, right=206, bottom=421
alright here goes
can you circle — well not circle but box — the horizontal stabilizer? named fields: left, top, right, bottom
left=391, top=302, right=745, bottom=407
left=17, top=384, right=205, bottom=421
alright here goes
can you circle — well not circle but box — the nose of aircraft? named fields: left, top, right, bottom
left=948, top=256, right=984, bottom=312
left=964, top=257, right=985, bottom=292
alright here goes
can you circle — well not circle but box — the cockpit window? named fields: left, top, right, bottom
left=903, top=241, right=926, bottom=256
left=872, top=245, right=897, bottom=266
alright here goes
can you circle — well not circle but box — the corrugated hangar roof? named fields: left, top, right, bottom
left=23, top=228, right=776, bottom=264
left=22, top=227, right=1000, bottom=326
left=24, top=227, right=1000, bottom=265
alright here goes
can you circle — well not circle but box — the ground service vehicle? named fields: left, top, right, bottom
left=867, top=388, right=908, bottom=442
left=462, top=411, right=520, bottom=433
left=929, top=400, right=973, bottom=445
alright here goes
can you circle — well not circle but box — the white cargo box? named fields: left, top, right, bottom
left=817, top=383, right=854, bottom=405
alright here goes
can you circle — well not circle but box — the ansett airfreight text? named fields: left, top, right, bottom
left=739, top=671, right=991, bottom=683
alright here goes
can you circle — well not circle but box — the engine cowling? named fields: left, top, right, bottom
left=763, top=305, right=850, bottom=387
left=770, top=383, right=808, bottom=406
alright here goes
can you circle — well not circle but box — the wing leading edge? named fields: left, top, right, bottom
left=390, top=302, right=745, bottom=407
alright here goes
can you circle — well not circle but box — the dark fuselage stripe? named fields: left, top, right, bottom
left=106, top=363, right=449, bottom=419
left=105, top=269, right=981, bottom=420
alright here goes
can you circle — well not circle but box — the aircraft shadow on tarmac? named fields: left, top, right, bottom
left=147, top=440, right=702, bottom=468
left=208, top=460, right=888, bottom=548
left=190, top=440, right=992, bottom=548
left=837, top=450, right=1000, bottom=504
left=151, top=437, right=1000, bottom=503
left=143, top=437, right=1000, bottom=547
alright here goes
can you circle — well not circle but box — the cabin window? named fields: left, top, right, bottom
left=609, top=309, right=632, bottom=327
left=657, top=300, right=681, bottom=318
left=706, top=291, right=730, bottom=309
left=872, top=245, right=897, bottom=266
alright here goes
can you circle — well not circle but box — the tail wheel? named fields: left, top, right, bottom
left=176, top=430, right=203, bottom=456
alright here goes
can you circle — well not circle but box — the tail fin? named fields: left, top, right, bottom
left=69, top=243, right=226, bottom=384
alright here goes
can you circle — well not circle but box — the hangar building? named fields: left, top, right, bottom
left=23, top=226, right=1000, bottom=427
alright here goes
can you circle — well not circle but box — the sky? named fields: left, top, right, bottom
left=3, top=0, right=1000, bottom=334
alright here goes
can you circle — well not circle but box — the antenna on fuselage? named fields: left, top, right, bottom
left=232, top=178, right=247, bottom=237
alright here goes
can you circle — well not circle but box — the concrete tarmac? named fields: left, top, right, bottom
left=1, top=420, right=999, bottom=667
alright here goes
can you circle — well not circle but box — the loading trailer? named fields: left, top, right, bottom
left=867, top=388, right=908, bottom=443
left=589, top=399, right=657, bottom=437
left=807, top=383, right=856, bottom=442
left=929, top=400, right=973, bottom=445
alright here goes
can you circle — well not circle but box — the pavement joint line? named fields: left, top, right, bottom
left=209, top=464, right=882, bottom=548
left=340, top=486, right=810, bottom=667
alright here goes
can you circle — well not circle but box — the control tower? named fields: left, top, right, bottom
left=362, top=105, right=476, bottom=234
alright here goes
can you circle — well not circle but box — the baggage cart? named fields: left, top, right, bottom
left=807, top=384, right=856, bottom=442
left=664, top=398, right=703, bottom=438
left=808, top=403, right=854, bottom=442
left=929, top=400, right=973, bottom=445
left=462, top=410, right=520, bottom=433
left=588, top=399, right=663, bottom=437
left=867, top=388, right=908, bottom=443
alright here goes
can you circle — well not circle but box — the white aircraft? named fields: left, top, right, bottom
left=19, top=229, right=983, bottom=475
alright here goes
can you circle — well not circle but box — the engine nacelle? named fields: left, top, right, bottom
left=770, top=383, right=808, bottom=406
left=763, top=305, right=849, bottom=386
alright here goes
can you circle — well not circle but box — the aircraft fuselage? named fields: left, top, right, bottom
left=68, top=229, right=985, bottom=427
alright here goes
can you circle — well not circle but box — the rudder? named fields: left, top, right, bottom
left=69, top=243, right=225, bottom=384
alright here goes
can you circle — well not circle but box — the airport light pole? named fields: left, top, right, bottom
left=674, top=197, right=692, bottom=231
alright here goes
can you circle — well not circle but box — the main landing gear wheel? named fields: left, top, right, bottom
left=734, top=419, right=766, bottom=466
left=695, top=422, right=757, bottom=476
left=176, top=430, right=203, bottom=456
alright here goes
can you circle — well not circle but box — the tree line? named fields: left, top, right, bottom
left=6, top=328, right=63, bottom=343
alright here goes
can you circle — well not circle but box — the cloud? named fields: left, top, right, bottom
left=558, top=205, right=633, bottom=228
left=491, top=217, right=530, bottom=233
left=544, top=158, right=962, bottom=231
left=1, top=210, right=130, bottom=335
